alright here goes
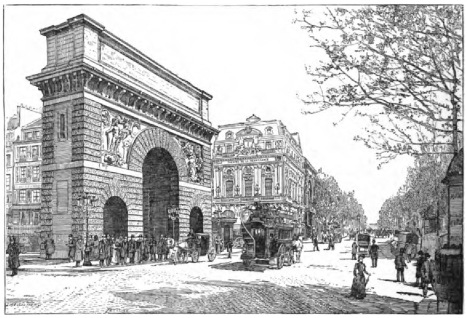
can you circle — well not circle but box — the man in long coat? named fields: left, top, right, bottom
left=120, top=236, right=128, bottom=266
left=66, top=234, right=76, bottom=262
left=74, top=236, right=84, bottom=267
left=157, top=235, right=165, bottom=261
left=7, top=236, right=21, bottom=276
left=98, top=235, right=106, bottom=267
left=149, top=235, right=156, bottom=261
left=421, top=253, right=434, bottom=298
left=128, top=235, right=136, bottom=264
left=44, top=234, right=55, bottom=260
left=105, top=234, right=113, bottom=266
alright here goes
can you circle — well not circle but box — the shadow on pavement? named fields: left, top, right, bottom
left=208, top=261, right=267, bottom=272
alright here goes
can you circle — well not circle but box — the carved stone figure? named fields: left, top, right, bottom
left=101, top=109, right=141, bottom=167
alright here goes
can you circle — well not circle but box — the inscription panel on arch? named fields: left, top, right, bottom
left=100, top=43, right=200, bottom=113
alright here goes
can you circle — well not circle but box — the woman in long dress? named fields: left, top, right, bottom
left=350, top=254, right=371, bottom=299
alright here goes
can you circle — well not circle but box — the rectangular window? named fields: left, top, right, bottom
left=19, top=147, right=27, bottom=160
left=6, top=174, right=11, bottom=190
left=34, top=131, right=40, bottom=139
left=34, top=212, right=40, bottom=225
left=56, top=180, right=68, bottom=213
left=32, top=166, right=40, bottom=181
left=19, top=167, right=26, bottom=182
left=59, top=114, right=66, bottom=139
left=226, top=180, right=234, bottom=197
left=226, top=144, right=233, bottom=153
left=6, top=154, right=11, bottom=166
left=12, top=210, right=20, bottom=225
left=19, top=189, right=26, bottom=202
left=245, top=180, right=253, bottom=196
left=32, top=190, right=41, bottom=203
left=265, top=178, right=273, bottom=196
left=266, top=141, right=272, bottom=149
left=32, top=146, right=39, bottom=158
left=27, top=132, right=33, bottom=140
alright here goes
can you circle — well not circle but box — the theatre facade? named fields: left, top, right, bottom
left=27, top=14, right=218, bottom=258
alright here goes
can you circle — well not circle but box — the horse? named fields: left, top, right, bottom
left=292, top=239, right=303, bottom=263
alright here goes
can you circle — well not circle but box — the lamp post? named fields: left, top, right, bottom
left=168, top=207, right=180, bottom=240
left=77, top=192, right=98, bottom=267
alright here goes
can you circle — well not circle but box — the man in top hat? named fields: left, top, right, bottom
left=415, top=250, right=425, bottom=287
left=395, top=248, right=408, bottom=282
left=369, top=239, right=379, bottom=268
left=128, top=235, right=136, bottom=264
left=421, top=252, right=434, bottom=298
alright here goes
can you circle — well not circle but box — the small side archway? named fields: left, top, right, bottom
left=103, top=196, right=128, bottom=238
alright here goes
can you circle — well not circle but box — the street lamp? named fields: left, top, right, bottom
left=77, top=192, right=98, bottom=266
left=168, top=207, right=180, bottom=240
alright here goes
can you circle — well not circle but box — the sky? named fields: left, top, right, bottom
left=3, top=5, right=415, bottom=223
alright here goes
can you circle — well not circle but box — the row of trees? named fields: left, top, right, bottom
left=313, top=170, right=367, bottom=233
left=296, top=5, right=462, bottom=232
left=377, top=151, right=452, bottom=232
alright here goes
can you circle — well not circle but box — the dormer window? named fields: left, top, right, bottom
left=265, top=127, right=273, bottom=135
left=226, top=131, right=234, bottom=140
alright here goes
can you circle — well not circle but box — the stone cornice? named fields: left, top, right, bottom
left=39, top=14, right=212, bottom=102
left=27, top=66, right=219, bottom=143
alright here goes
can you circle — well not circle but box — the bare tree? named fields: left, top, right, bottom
left=296, top=5, right=463, bottom=167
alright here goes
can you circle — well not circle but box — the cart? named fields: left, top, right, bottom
left=356, top=233, right=371, bottom=255
left=176, top=233, right=216, bottom=263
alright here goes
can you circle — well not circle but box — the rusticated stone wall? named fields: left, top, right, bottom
left=71, top=167, right=143, bottom=236
left=71, top=98, right=101, bottom=163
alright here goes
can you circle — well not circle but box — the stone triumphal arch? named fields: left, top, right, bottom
left=27, top=14, right=218, bottom=258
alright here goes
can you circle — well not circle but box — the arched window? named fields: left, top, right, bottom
left=226, top=180, right=234, bottom=197
left=265, top=127, right=273, bottom=135
left=245, top=179, right=253, bottom=196
left=226, top=131, right=234, bottom=140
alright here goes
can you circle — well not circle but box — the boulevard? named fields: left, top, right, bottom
left=6, top=238, right=445, bottom=314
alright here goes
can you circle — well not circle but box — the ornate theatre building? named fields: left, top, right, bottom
left=27, top=15, right=218, bottom=258
left=212, top=115, right=316, bottom=240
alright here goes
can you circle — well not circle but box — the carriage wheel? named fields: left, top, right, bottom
left=192, top=250, right=199, bottom=263
left=207, top=248, right=216, bottom=262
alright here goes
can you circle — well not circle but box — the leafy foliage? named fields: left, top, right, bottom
left=377, top=151, right=451, bottom=230
left=296, top=5, right=463, bottom=167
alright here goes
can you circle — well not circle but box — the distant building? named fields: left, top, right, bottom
left=6, top=105, right=42, bottom=252
left=212, top=114, right=316, bottom=241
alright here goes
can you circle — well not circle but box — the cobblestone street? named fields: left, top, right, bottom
left=6, top=238, right=444, bottom=314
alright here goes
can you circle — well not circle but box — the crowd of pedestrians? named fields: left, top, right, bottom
left=66, top=233, right=173, bottom=267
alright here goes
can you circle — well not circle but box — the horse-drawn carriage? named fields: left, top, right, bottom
left=170, top=233, right=216, bottom=263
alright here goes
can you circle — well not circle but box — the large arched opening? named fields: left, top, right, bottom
left=190, top=207, right=204, bottom=233
left=103, top=196, right=128, bottom=238
left=143, top=147, right=179, bottom=240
